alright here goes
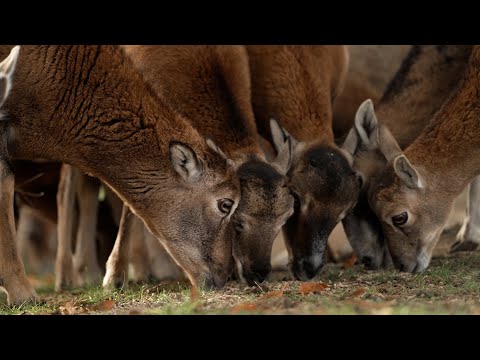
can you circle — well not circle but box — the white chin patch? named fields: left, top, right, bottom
left=235, top=258, right=246, bottom=284
left=415, top=247, right=431, bottom=272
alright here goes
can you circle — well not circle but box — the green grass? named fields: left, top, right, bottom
left=1, top=251, right=480, bottom=315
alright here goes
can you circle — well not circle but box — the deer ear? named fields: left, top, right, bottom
left=354, top=99, right=379, bottom=148
left=393, top=155, right=423, bottom=189
left=206, top=138, right=235, bottom=168
left=271, top=136, right=293, bottom=175
left=0, top=46, right=20, bottom=107
left=170, top=141, right=203, bottom=182
left=270, top=118, right=298, bottom=152
left=341, top=126, right=359, bottom=157
left=377, top=124, right=402, bottom=162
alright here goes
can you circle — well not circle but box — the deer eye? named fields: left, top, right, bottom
left=218, top=198, right=234, bottom=215
left=392, top=212, right=408, bottom=227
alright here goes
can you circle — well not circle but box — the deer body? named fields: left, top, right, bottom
left=367, top=46, right=480, bottom=272
left=0, top=45, right=239, bottom=304
left=342, top=45, right=473, bottom=269
left=123, top=45, right=294, bottom=285
left=247, top=45, right=359, bottom=280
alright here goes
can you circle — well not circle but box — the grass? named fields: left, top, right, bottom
left=1, top=251, right=480, bottom=315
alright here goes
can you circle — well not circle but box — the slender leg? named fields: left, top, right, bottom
left=73, top=174, right=101, bottom=286
left=128, top=216, right=151, bottom=283
left=54, top=164, right=80, bottom=291
left=103, top=204, right=133, bottom=288
left=17, top=206, right=55, bottom=274
left=454, top=176, right=480, bottom=252
left=0, top=157, right=38, bottom=305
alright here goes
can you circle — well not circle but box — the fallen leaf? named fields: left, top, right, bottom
left=350, top=287, right=366, bottom=298
left=299, top=282, right=328, bottom=295
left=342, top=253, right=358, bottom=269
left=89, top=299, right=116, bottom=312
left=59, top=301, right=88, bottom=315
left=231, top=303, right=258, bottom=313
left=260, top=290, right=284, bottom=300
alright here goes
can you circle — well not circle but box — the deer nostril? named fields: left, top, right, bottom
left=399, top=263, right=406, bottom=272
left=361, top=256, right=373, bottom=268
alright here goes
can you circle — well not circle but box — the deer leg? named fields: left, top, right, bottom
left=17, top=206, right=55, bottom=274
left=145, top=226, right=184, bottom=281
left=73, top=174, right=101, bottom=286
left=0, top=157, right=38, bottom=305
left=103, top=204, right=132, bottom=288
left=453, top=176, right=480, bottom=252
left=55, top=164, right=81, bottom=291
left=129, top=216, right=151, bottom=283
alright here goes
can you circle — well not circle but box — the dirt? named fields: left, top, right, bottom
left=1, top=250, right=480, bottom=315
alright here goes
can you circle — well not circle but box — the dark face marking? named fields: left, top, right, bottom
left=232, top=159, right=294, bottom=285
left=285, top=144, right=360, bottom=280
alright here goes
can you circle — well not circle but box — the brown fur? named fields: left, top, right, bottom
left=369, top=46, right=480, bottom=272
left=343, top=45, right=472, bottom=269
left=124, top=45, right=294, bottom=285
left=333, top=45, right=411, bottom=139
left=0, top=45, right=240, bottom=302
left=247, top=45, right=358, bottom=280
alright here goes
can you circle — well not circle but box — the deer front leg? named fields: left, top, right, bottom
left=453, top=176, right=480, bottom=252
left=73, top=174, right=101, bottom=286
left=0, top=158, right=38, bottom=305
left=17, top=206, right=56, bottom=275
left=55, top=164, right=81, bottom=291
left=103, top=204, right=132, bottom=288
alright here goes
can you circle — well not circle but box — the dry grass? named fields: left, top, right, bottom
left=1, top=251, right=480, bottom=315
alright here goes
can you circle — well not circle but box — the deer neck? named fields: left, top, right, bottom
left=377, top=45, right=472, bottom=150
left=4, top=45, right=204, bottom=213
left=405, top=48, right=480, bottom=193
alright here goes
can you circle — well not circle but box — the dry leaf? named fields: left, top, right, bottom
left=342, top=253, right=358, bottom=269
left=231, top=303, right=258, bottom=313
left=59, top=301, right=88, bottom=315
left=260, top=290, right=284, bottom=300
left=299, top=282, right=328, bottom=295
left=350, top=287, right=366, bottom=298
left=90, top=299, right=116, bottom=312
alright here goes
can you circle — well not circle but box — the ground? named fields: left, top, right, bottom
left=1, top=251, right=480, bottom=315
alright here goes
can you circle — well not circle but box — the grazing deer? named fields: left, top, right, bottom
left=364, top=45, right=480, bottom=273
left=342, top=45, right=472, bottom=269
left=0, top=45, right=240, bottom=305
left=121, top=45, right=294, bottom=286
left=247, top=45, right=359, bottom=280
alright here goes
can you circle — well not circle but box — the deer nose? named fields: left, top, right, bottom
left=245, top=264, right=271, bottom=285
left=303, top=260, right=322, bottom=279
left=399, top=263, right=407, bottom=272
left=361, top=256, right=372, bottom=268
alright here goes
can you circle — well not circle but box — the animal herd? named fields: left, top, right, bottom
left=0, top=45, right=478, bottom=307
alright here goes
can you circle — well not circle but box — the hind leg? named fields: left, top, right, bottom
left=453, top=176, right=480, bottom=252
left=54, top=164, right=80, bottom=291
left=73, top=174, right=101, bottom=286
left=0, top=158, right=38, bottom=305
